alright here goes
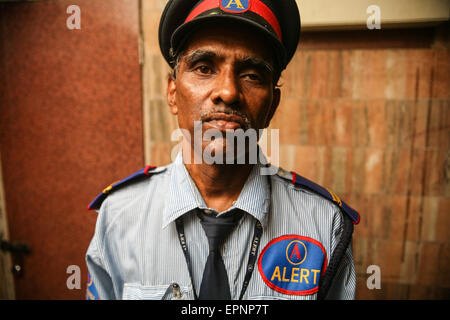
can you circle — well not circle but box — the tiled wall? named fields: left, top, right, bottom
left=273, top=42, right=449, bottom=299
left=142, top=2, right=449, bottom=299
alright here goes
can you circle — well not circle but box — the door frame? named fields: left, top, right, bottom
left=0, top=151, right=15, bottom=299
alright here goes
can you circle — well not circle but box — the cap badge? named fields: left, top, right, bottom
left=220, top=0, right=251, bottom=13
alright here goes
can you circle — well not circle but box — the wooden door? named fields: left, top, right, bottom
left=0, top=0, right=144, bottom=299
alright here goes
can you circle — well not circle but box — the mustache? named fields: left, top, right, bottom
left=199, top=107, right=252, bottom=130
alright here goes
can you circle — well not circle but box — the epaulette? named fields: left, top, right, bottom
left=277, top=168, right=360, bottom=225
left=87, top=165, right=161, bottom=211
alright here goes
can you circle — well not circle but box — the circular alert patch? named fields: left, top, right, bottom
left=258, top=235, right=328, bottom=295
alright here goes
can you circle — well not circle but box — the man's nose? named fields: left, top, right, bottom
left=210, top=69, right=241, bottom=106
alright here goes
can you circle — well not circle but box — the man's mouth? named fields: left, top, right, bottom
left=201, top=113, right=249, bottom=131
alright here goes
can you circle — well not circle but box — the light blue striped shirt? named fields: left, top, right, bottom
left=86, top=153, right=356, bottom=300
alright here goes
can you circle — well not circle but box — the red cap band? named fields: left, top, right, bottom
left=184, top=0, right=282, bottom=41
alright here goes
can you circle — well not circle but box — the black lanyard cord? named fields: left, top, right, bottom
left=175, top=218, right=198, bottom=300
left=175, top=215, right=262, bottom=300
left=239, top=219, right=263, bottom=300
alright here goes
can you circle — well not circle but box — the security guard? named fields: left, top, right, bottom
left=86, top=0, right=359, bottom=300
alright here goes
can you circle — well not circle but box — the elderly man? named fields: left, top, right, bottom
left=86, top=0, right=359, bottom=300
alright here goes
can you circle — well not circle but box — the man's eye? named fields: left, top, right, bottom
left=194, top=65, right=213, bottom=74
left=242, top=73, right=263, bottom=82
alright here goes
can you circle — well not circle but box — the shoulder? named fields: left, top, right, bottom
left=274, top=167, right=360, bottom=225
left=87, top=164, right=169, bottom=211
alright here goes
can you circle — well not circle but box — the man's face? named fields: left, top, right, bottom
left=167, top=24, right=281, bottom=161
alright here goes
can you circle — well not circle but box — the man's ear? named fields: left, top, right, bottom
left=264, top=87, right=281, bottom=128
left=167, top=75, right=178, bottom=115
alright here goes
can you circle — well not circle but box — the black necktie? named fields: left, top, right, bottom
left=197, top=210, right=243, bottom=300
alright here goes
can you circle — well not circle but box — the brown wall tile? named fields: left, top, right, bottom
left=436, top=198, right=450, bottom=243
left=292, top=145, right=326, bottom=184
left=416, top=243, right=440, bottom=286
left=334, top=100, right=354, bottom=147
left=432, top=49, right=450, bottom=99
left=363, top=148, right=384, bottom=195
left=271, top=98, right=302, bottom=145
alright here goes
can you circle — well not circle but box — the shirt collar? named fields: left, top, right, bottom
left=162, top=153, right=205, bottom=228
left=162, top=152, right=271, bottom=229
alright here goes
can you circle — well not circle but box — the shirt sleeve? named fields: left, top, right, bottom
left=85, top=206, right=117, bottom=300
left=324, top=242, right=356, bottom=300
left=321, top=207, right=357, bottom=300
left=86, top=236, right=116, bottom=300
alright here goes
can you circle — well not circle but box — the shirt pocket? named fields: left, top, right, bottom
left=122, top=283, right=194, bottom=300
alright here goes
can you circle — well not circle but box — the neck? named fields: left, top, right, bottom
left=182, top=148, right=253, bottom=213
